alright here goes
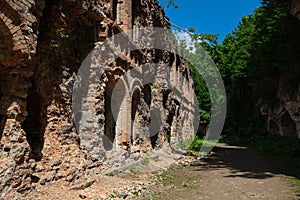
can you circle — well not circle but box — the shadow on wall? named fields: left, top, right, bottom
left=0, top=69, right=4, bottom=141
left=19, top=0, right=103, bottom=160
left=21, top=83, right=45, bottom=161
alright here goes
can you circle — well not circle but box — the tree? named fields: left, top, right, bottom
left=216, top=0, right=300, bottom=134
left=164, top=0, right=179, bottom=8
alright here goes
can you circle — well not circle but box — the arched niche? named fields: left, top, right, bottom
left=104, top=76, right=118, bottom=150
left=131, top=88, right=141, bottom=145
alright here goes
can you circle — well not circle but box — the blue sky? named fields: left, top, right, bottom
left=158, top=0, right=262, bottom=42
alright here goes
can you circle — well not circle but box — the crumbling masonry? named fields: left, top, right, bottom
left=0, top=0, right=196, bottom=196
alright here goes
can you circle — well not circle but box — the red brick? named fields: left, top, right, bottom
left=13, top=43, right=27, bottom=51
left=10, top=26, right=19, bottom=34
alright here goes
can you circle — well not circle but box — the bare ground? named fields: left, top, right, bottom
left=26, top=144, right=300, bottom=199
left=144, top=144, right=300, bottom=200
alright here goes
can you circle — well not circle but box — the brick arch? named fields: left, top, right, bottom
left=130, top=78, right=143, bottom=94
left=113, top=78, right=132, bottom=150
left=131, top=88, right=141, bottom=146
left=0, top=0, right=27, bottom=66
left=0, top=19, right=13, bottom=64
left=0, top=1, right=22, bottom=26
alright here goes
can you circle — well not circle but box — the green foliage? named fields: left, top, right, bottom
left=172, top=0, right=300, bottom=139
left=146, top=191, right=161, bottom=200
left=156, top=172, right=175, bottom=184
left=177, top=31, right=222, bottom=128
left=129, top=165, right=140, bottom=174
left=285, top=176, right=300, bottom=195
left=214, top=0, right=300, bottom=132
left=56, top=28, right=69, bottom=38
left=188, top=27, right=196, bottom=33
left=187, top=136, right=204, bottom=153
left=177, top=137, right=193, bottom=150
left=189, top=64, right=211, bottom=125
left=166, top=0, right=179, bottom=8
left=50, top=40, right=60, bottom=48
left=50, top=28, right=69, bottom=48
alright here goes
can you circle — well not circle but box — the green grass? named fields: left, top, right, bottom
left=145, top=191, right=161, bottom=200
left=155, top=173, right=175, bottom=184
left=141, top=156, right=150, bottom=165
left=177, top=136, right=218, bottom=155
left=184, top=136, right=216, bottom=155
left=188, top=136, right=204, bottom=152
left=284, top=176, right=300, bottom=195
left=129, top=165, right=140, bottom=174
left=179, top=175, right=197, bottom=189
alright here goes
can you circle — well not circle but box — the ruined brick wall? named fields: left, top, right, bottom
left=0, top=0, right=196, bottom=197
left=0, top=0, right=45, bottom=196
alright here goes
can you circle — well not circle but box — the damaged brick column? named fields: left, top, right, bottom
left=0, top=0, right=44, bottom=195
left=116, top=0, right=132, bottom=32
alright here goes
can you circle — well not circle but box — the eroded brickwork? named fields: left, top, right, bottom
left=0, top=0, right=196, bottom=197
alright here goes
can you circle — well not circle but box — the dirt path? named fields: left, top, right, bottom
left=145, top=144, right=299, bottom=200
left=26, top=144, right=299, bottom=199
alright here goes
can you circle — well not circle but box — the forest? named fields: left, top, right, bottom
left=181, top=0, right=300, bottom=138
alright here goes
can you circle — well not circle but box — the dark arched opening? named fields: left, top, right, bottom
left=142, top=84, right=152, bottom=106
left=104, top=77, right=117, bottom=150
left=162, top=89, right=172, bottom=109
left=166, top=107, right=175, bottom=144
left=169, top=53, right=175, bottom=68
left=184, top=68, right=189, bottom=82
left=131, top=89, right=140, bottom=144
left=112, top=0, right=118, bottom=21
left=149, top=107, right=161, bottom=149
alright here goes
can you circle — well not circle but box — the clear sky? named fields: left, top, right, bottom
left=158, top=0, right=262, bottom=42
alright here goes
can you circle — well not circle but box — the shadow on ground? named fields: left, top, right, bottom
left=191, top=144, right=300, bottom=181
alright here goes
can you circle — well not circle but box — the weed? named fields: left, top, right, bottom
left=56, top=28, right=69, bottom=38
left=179, top=175, right=197, bottom=189
left=110, top=190, right=119, bottom=198
left=284, top=176, right=300, bottom=195
left=132, top=191, right=139, bottom=196
left=180, top=181, right=192, bottom=188
left=50, top=40, right=60, bottom=48
left=146, top=191, right=161, bottom=200
left=129, top=165, right=140, bottom=174
left=177, top=138, right=194, bottom=150
left=141, top=157, right=150, bottom=165
left=156, top=172, right=174, bottom=184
